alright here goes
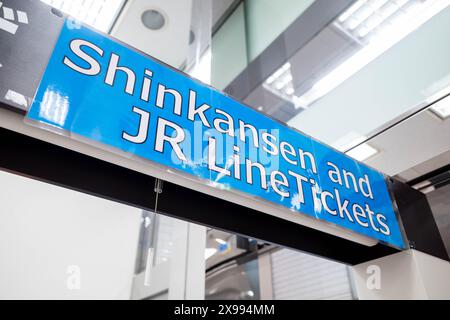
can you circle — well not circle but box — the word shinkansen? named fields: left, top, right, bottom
left=62, top=38, right=392, bottom=237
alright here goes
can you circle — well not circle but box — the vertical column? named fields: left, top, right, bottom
left=351, top=249, right=450, bottom=299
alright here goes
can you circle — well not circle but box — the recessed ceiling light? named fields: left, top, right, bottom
left=346, top=143, right=378, bottom=161
left=141, top=9, right=166, bottom=30
left=429, top=96, right=450, bottom=120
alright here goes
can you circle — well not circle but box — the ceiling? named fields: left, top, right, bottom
left=362, top=105, right=450, bottom=178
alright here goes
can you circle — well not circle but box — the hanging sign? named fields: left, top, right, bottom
left=27, top=22, right=406, bottom=248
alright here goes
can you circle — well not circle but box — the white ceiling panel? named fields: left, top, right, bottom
left=111, top=0, right=192, bottom=68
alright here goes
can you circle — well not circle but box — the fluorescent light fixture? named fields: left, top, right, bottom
left=40, top=0, right=124, bottom=33
left=215, top=238, right=227, bottom=245
left=285, top=87, right=294, bottom=95
left=294, top=0, right=450, bottom=108
left=204, top=248, right=217, bottom=260
left=346, top=143, right=378, bottom=161
left=263, top=62, right=304, bottom=109
left=345, top=0, right=390, bottom=31
left=429, top=96, right=450, bottom=120
left=338, top=0, right=423, bottom=42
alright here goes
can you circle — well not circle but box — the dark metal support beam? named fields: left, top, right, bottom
left=391, top=179, right=449, bottom=261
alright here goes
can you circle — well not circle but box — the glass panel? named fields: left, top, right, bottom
left=211, top=3, right=248, bottom=90
left=245, top=0, right=315, bottom=61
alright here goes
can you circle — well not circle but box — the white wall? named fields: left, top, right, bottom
left=352, top=250, right=450, bottom=299
left=0, top=170, right=141, bottom=299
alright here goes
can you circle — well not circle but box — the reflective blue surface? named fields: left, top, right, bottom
left=27, top=22, right=405, bottom=248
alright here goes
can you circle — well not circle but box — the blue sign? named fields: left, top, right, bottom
left=27, top=22, right=406, bottom=248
